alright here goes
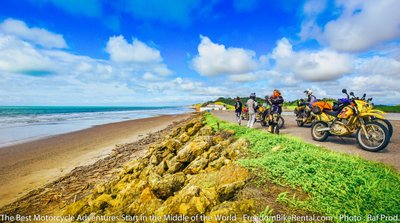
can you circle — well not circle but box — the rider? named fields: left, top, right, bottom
left=234, top=96, right=242, bottom=125
left=268, top=89, right=284, bottom=134
left=304, top=89, right=317, bottom=108
left=246, top=93, right=257, bottom=128
left=304, top=89, right=317, bottom=116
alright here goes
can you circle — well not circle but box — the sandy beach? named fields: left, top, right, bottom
left=0, top=113, right=191, bottom=208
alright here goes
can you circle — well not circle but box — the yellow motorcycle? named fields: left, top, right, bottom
left=294, top=99, right=315, bottom=127
left=311, top=89, right=390, bottom=152
left=349, top=92, right=393, bottom=139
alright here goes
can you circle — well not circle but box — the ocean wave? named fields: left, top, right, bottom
left=0, top=107, right=191, bottom=129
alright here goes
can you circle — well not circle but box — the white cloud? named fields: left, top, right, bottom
left=192, top=35, right=258, bottom=76
left=324, top=0, right=400, bottom=52
left=142, top=72, right=163, bottom=82
left=0, top=19, right=67, bottom=48
left=303, top=0, right=327, bottom=16
left=0, top=35, right=55, bottom=74
left=355, top=56, right=400, bottom=77
left=106, top=35, right=162, bottom=63
left=229, top=73, right=258, bottom=82
left=105, top=35, right=172, bottom=77
left=272, top=38, right=352, bottom=81
left=0, top=19, right=221, bottom=105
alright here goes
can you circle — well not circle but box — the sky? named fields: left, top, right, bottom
left=0, top=0, right=399, bottom=106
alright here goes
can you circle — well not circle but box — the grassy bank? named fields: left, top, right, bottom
left=375, top=105, right=400, bottom=113
left=205, top=113, right=400, bottom=222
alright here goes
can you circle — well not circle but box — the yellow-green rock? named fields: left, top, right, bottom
left=216, top=164, right=249, bottom=202
left=164, top=139, right=182, bottom=152
left=149, top=172, right=186, bottom=199
left=166, top=156, right=184, bottom=173
left=179, top=132, right=190, bottom=143
left=176, top=137, right=211, bottom=163
left=183, top=156, right=209, bottom=174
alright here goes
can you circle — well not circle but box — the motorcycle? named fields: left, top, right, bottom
left=241, top=107, right=249, bottom=120
left=349, top=92, right=393, bottom=139
left=260, top=107, right=285, bottom=130
left=311, top=89, right=390, bottom=152
left=294, top=99, right=315, bottom=127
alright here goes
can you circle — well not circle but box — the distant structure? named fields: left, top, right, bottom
left=199, top=103, right=227, bottom=112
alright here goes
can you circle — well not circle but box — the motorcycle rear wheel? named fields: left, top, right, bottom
left=356, top=121, right=390, bottom=152
left=311, top=121, right=329, bottom=141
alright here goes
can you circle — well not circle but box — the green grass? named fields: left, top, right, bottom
left=205, top=113, right=400, bottom=222
left=375, top=105, right=400, bottom=113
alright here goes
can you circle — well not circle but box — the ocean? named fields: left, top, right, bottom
left=0, top=106, right=192, bottom=147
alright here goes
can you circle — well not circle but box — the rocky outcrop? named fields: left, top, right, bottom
left=64, top=115, right=253, bottom=222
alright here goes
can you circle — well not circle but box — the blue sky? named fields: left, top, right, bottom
left=0, top=0, right=399, bottom=105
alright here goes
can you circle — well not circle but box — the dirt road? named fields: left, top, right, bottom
left=212, top=110, right=400, bottom=171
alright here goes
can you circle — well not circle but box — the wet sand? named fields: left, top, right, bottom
left=0, top=113, right=191, bottom=207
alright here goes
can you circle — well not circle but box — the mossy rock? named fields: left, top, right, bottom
left=127, top=187, right=163, bottom=216
left=166, top=156, right=185, bottom=173
left=207, top=157, right=231, bottom=171
left=222, top=138, right=249, bottom=160
left=115, top=179, right=147, bottom=206
left=164, top=139, right=182, bottom=153
left=149, top=172, right=186, bottom=199
left=186, top=122, right=203, bottom=136
left=212, top=135, right=225, bottom=145
left=216, top=164, right=249, bottom=202
left=184, top=121, right=195, bottom=131
left=123, top=159, right=147, bottom=175
left=155, top=185, right=218, bottom=219
left=176, top=137, right=211, bottom=163
left=155, top=160, right=168, bottom=175
left=170, top=127, right=183, bottom=138
left=179, top=132, right=191, bottom=143
left=89, top=194, right=113, bottom=211
left=198, top=126, right=213, bottom=136
left=183, top=156, right=209, bottom=174
left=187, top=172, right=218, bottom=189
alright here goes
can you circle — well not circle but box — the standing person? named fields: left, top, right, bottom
left=268, top=89, right=284, bottom=134
left=234, top=96, right=243, bottom=125
left=246, top=93, right=257, bottom=128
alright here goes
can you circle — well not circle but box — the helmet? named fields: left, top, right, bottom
left=273, top=89, right=281, bottom=97
left=264, top=95, right=269, bottom=99
left=304, top=89, right=312, bottom=96
left=250, top=93, right=256, bottom=97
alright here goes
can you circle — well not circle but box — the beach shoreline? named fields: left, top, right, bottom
left=0, top=113, right=192, bottom=208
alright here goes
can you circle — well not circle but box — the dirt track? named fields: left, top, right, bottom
left=212, top=110, right=400, bottom=171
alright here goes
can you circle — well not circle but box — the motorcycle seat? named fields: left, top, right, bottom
left=323, top=109, right=341, bottom=117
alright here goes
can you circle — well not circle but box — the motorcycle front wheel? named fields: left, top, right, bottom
left=373, top=118, right=393, bottom=139
left=356, top=121, right=390, bottom=152
left=311, top=121, right=329, bottom=141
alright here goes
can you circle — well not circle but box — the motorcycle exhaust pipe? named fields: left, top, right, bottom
left=315, top=127, right=330, bottom=132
